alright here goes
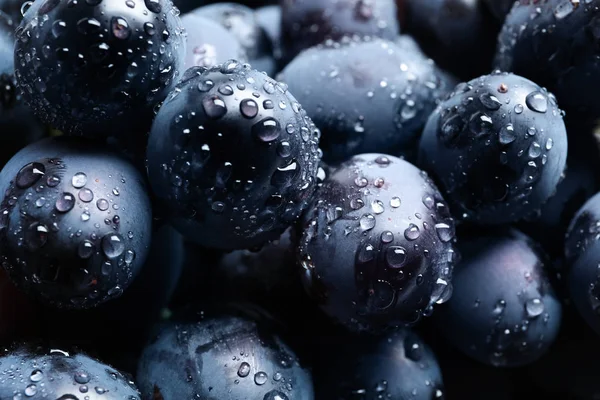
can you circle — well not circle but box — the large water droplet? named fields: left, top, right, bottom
left=358, top=243, right=375, bottom=263
left=143, top=22, right=155, bottom=35
left=220, top=60, right=239, bottom=74
left=528, top=142, right=542, bottom=158
left=202, top=96, right=227, bottom=119
left=34, top=197, right=46, bottom=208
left=240, top=99, right=258, bottom=119
left=47, top=175, right=60, bottom=187
left=264, top=390, right=289, bottom=400
left=433, top=278, right=453, bottom=304
left=355, top=177, right=368, bottom=187
left=359, top=214, right=376, bottom=231
left=277, top=142, right=291, bottom=158
left=16, top=162, right=45, bottom=189
left=525, top=298, right=544, bottom=318
left=74, top=372, right=90, bottom=384
left=101, top=233, right=125, bottom=259
left=111, top=17, right=130, bottom=39
left=254, top=371, right=268, bottom=385
left=30, top=370, right=43, bottom=382
left=198, top=80, right=214, bottom=92
left=386, top=246, right=406, bottom=268
left=435, top=222, right=454, bottom=243
left=51, top=20, right=67, bottom=38
left=81, top=210, right=91, bottom=221
left=78, top=188, right=94, bottom=202
left=77, top=17, right=102, bottom=35
left=96, top=198, right=109, bottom=211
left=440, top=114, right=464, bottom=142
left=369, top=280, right=395, bottom=310
left=55, top=192, right=75, bottom=212
left=479, top=93, right=502, bottom=110
left=252, top=118, right=280, bottom=142
left=124, top=250, right=135, bottom=264
left=498, top=124, right=516, bottom=145
left=72, top=172, right=87, bottom=188
left=526, top=91, right=548, bottom=113
left=237, top=362, right=251, bottom=377
left=218, top=85, right=233, bottom=96
left=144, top=0, right=161, bottom=13
left=371, top=200, right=384, bottom=214
left=375, top=156, right=390, bottom=166
left=381, top=231, right=394, bottom=243
left=404, top=224, right=420, bottom=241
left=271, top=160, right=298, bottom=187
left=263, top=81, right=275, bottom=94
left=422, top=195, right=434, bottom=209
left=26, top=223, right=49, bottom=250
left=350, top=198, right=364, bottom=210
left=24, top=384, right=37, bottom=396
left=78, top=240, right=95, bottom=259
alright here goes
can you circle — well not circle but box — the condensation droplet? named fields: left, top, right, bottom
left=74, top=371, right=90, bottom=384
left=30, top=370, right=43, bottom=382
left=252, top=118, right=280, bottom=142
left=72, top=172, right=87, bottom=188
left=101, top=233, right=125, bottom=259
left=381, top=231, right=394, bottom=243
left=78, top=240, right=95, bottom=259
left=78, top=188, right=94, bottom=202
left=404, top=224, right=420, bottom=241
left=263, top=390, right=289, bottom=400
left=359, top=214, right=376, bottom=231
left=435, top=222, right=454, bottom=243
left=46, top=175, right=60, bottom=187
left=526, top=91, right=548, bottom=113
left=24, top=384, right=37, bottom=396
left=111, top=16, right=130, bottom=40
left=238, top=362, right=250, bottom=377
left=254, top=371, right=268, bottom=385
left=97, top=198, right=109, bottom=211
left=350, top=198, right=364, bottom=210
left=498, top=124, right=516, bottom=145
left=371, top=200, right=384, bottom=214
left=240, top=99, right=259, bottom=119
left=55, top=192, right=75, bottom=212
left=386, top=246, right=406, bottom=268
left=202, top=96, right=227, bottom=119
left=479, top=93, right=502, bottom=110
left=16, top=162, right=45, bottom=189
left=525, top=298, right=545, bottom=318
